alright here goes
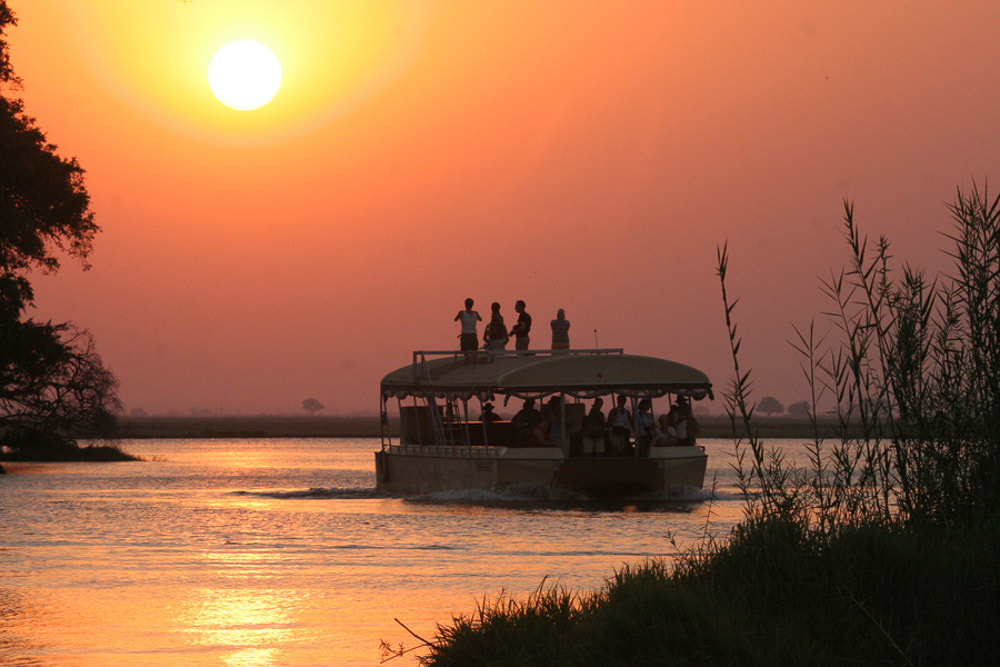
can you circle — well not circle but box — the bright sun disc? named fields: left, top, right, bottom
left=208, top=40, right=282, bottom=111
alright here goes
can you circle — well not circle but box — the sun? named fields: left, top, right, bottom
left=208, top=40, right=282, bottom=111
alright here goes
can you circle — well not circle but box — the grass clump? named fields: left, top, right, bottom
left=404, top=182, right=1000, bottom=666
left=414, top=518, right=999, bottom=665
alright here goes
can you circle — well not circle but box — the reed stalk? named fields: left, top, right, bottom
left=719, top=181, right=1000, bottom=528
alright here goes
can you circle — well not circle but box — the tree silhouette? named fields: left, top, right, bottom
left=758, top=396, right=784, bottom=416
left=1, top=3, right=119, bottom=456
left=787, top=401, right=810, bottom=418
left=302, top=398, right=324, bottom=415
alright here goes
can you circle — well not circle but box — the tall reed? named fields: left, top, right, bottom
left=719, top=182, right=1000, bottom=528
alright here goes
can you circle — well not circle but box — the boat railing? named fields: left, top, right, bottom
left=411, top=347, right=625, bottom=377
left=392, top=348, right=624, bottom=452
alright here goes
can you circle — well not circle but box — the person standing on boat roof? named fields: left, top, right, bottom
left=510, top=300, right=532, bottom=352
left=454, top=298, right=482, bottom=360
left=484, top=302, right=509, bottom=351
left=550, top=308, right=570, bottom=351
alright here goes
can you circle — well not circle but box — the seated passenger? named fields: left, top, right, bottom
left=654, top=411, right=680, bottom=447
left=606, top=395, right=632, bottom=455
left=581, top=397, right=607, bottom=456
left=480, top=402, right=501, bottom=422
left=511, top=399, right=542, bottom=438
left=677, top=399, right=700, bottom=445
left=529, top=419, right=555, bottom=447
left=635, top=398, right=655, bottom=458
left=544, top=396, right=569, bottom=445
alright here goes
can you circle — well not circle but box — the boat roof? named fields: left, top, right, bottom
left=381, top=349, right=713, bottom=401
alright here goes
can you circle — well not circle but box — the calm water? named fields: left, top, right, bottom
left=0, top=437, right=780, bottom=666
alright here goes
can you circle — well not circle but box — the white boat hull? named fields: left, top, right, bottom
left=374, top=445, right=707, bottom=497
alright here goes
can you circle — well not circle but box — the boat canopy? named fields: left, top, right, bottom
left=380, top=349, right=713, bottom=402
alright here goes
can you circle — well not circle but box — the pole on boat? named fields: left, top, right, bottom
left=379, top=395, right=385, bottom=448
left=396, top=397, right=403, bottom=446
left=479, top=397, right=489, bottom=450
left=462, top=398, right=472, bottom=450
left=560, top=392, right=568, bottom=457
left=630, top=395, right=639, bottom=458
left=413, top=395, right=422, bottom=446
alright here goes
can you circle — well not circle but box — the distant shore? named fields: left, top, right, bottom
left=107, top=415, right=857, bottom=440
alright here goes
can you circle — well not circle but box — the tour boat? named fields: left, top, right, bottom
left=376, top=348, right=713, bottom=497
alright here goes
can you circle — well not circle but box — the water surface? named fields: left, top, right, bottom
left=1, top=437, right=775, bottom=665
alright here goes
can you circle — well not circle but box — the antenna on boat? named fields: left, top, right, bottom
left=593, top=328, right=599, bottom=349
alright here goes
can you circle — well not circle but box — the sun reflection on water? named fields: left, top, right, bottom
left=181, top=545, right=307, bottom=666
left=182, top=585, right=302, bottom=665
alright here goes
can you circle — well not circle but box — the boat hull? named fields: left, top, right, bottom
left=374, top=445, right=707, bottom=497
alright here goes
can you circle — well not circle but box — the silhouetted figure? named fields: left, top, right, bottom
left=582, top=397, right=607, bottom=456
left=550, top=308, right=570, bottom=351
left=674, top=397, right=698, bottom=446
left=454, top=298, right=482, bottom=361
left=511, top=398, right=542, bottom=438
left=654, top=409, right=681, bottom=447
left=635, top=398, right=655, bottom=458
left=510, top=300, right=532, bottom=352
left=484, top=302, right=509, bottom=351
left=544, top=395, right=570, bottom=452
left=607, top=395, right=631, bottom=455
left=480, top=402, right=500, bottom=422
left=529, top=418, right=555, bottom=447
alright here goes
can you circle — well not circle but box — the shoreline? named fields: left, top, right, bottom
left=104, top=415, right=857, bottom=440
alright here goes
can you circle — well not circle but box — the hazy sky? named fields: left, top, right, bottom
left=8, top=1, right=1000, bottom=415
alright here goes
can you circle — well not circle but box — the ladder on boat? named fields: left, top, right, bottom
left=426, top=396, right=448, bottom=446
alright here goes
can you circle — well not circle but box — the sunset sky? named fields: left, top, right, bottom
left=8, top=1, right=1000, bottom=415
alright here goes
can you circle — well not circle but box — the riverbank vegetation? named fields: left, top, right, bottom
left=1, top=4, right=120, bottom=467
left=403, top=184, right=1000, bottom=665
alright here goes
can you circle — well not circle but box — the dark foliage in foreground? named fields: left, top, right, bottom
left=410, top=184, right=1000, bottom=665
left=421, top=518, right=1000, bottom=666
left=1, top=2, right=120, bottom=455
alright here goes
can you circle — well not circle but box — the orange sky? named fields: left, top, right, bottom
left=9, top=1, right=1000, bottom=415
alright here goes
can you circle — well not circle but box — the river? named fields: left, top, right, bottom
left=0, top=437, right=779, bottom=666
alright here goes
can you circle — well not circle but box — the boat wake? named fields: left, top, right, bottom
left=229, top=487, right=380, bottom=499
left=228, top=484, right=721, bottom=506
left=407, top=482, right=714, bottom=509
left=418, top=482, right=590, bottom=504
